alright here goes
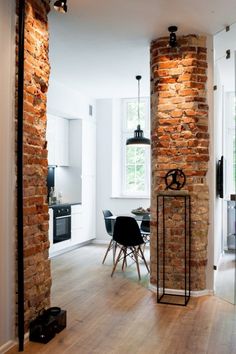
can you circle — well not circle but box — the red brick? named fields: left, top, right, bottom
left=159, top=61, right=179, bottom=69
left=16, top=0, right=52, bottom=332
left=151, top=34, right=209, bottom=291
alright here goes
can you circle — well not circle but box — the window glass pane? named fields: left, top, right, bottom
left=136, top=147, right=145, bottom=164
left=126, top=165, right=135, bottom=191
left=122, top=97, right=150, bottom=196
left=233, top=136, right=236, bottom=187
left=126, top=146, right=136, bottom=164
left=136, top=165, right=145, bottom=191
left=136, top=164, right=145, bottom=178
left=127, top=101, right=146, bottom=130
left=136, top=181, right=145, bottom=191
left=233, top=97, right=236, bottom=188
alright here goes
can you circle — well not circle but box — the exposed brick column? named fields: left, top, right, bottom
left=19, top=0, right=51, bottom=330
left=150, top=35, right=209, bottom=291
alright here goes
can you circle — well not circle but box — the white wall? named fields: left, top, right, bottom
left=96, top=99, right=150, bottom=241
left=55, top=166, right=82, bottom=203
left=47, top=78, right=95, bottom=120
left=0, top=0, right=15, bottom=349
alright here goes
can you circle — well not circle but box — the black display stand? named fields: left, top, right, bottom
left=157, top=192, right=191, bottom=306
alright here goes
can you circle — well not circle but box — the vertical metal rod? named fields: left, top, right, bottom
left=17, top=0, right=25, bottom=351
left=184, top=196, right=187, bottom=303
left=189, top=196, right=191, bottom=296
left=157, top=195, right=159, bottom=302
left=137, top=77, right=140, bottom=123
left=163, top=196, right=165, bottom=295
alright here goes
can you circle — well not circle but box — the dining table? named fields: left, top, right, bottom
left=105, top=213, right=150, bottom=234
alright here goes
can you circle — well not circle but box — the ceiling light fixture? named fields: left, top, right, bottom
left=126, top=75, right=150, bottom=146
left=54, top=0, right=68, bottom=13
left=168, top=25, right=178, bottom=48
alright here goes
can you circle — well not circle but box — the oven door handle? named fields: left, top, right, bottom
left=55, top=215, right=71, bottom=219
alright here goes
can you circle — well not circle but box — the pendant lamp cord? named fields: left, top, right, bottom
left=136, top=75, right=141, bottom=128
left=138, top=78, right=140, bottom=124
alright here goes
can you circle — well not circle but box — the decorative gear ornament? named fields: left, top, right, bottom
left=164, top=169, right=186, bottom=190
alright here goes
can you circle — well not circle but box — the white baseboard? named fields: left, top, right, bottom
left=49, top=240, right=95, bottom=258
left=92, top=239, right=109, bottom=245
left=148, top=283, right=214, bottom=297
left=0, top=340, right=17, bottom=353
left=1, top=332, right=30, bottom=353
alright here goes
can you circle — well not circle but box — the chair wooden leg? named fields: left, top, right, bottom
left=113, top=241, right=117, bottom=264
left=102, top=239, right=113, bottom=264
left=111, top=247, right=123, bottom=277
left=142, top=242, right=146, bottom=253
left=122, top=247, right=127, bottom=271
left=133, top=247, right=141, bottom=280
left=138, top=245, right=150, bottom=273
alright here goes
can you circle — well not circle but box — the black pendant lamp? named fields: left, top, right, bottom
left=54, top=0, right=68, bottom=13
left=126, top=75, right=150, bottom=146
left=168, top=26, right=178, bottom=48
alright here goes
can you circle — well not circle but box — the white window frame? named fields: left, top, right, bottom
left=121, top=97, right=150, bottom=197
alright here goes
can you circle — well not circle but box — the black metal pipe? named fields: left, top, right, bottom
left=17, top=0, right=25, bottom=351
left=156, top=195, right=159, bottom=302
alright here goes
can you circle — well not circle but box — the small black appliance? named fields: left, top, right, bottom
left=29, top=307, right=67, bottom=344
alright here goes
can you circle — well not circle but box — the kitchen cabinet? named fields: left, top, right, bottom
left=49, top=208, right=53, bottom=248
left=82, top=175, right=96, bottom=240
left=48, top=112, right=96, bottom=256
left=71, top=201, right=95, bottom=244
left=47, top=114, right=69, bottom=166
left=71, top=204, right=88, bottom=243
left=49, top=203, right=95, bottom=257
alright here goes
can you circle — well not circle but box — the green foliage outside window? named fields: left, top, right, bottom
left=126, top=145, right=146, bottom=193
left=123, top=98, right=150, bottom=195
left=233, top=136, right=236, bottom=186
left=126, top=101, right=146, bottom=130
left=234, top=99, right=236, bottom=187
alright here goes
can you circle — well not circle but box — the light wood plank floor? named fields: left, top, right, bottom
left=9, top=244, right=236, bottom=354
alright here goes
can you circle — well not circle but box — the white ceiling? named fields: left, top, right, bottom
left=48, top=0, right=236, bottom=99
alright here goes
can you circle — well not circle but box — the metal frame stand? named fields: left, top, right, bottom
left=157, top=192, right=191, bottom=306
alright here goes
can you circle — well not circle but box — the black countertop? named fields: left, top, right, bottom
left=49, top=201, right=82, bottom=208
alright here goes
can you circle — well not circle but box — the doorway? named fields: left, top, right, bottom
left=214, top=24, right=236, bottom=304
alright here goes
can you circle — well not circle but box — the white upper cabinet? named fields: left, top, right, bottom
left=47, top=114, right=69, bottom=166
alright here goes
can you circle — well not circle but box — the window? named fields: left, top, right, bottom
left=122, top=98, right=150, bottom=196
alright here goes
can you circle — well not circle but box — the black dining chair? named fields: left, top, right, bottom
left=111, top=216, right=149, bottom=280
left=102, top=210, right=117, bottom=264
left=140, top=214, right=150, bottom=243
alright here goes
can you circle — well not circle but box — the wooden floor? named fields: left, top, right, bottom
left=215, top=251, right=236, bottom=304
left=9, top=244, right=236, bottom=354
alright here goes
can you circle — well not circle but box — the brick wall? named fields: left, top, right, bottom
left=19, top=0, right=51, bottom=330
left=150, top=35, right=209, bottom=291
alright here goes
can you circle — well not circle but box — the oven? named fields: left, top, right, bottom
left=53, top=204, right=71, bottom=244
